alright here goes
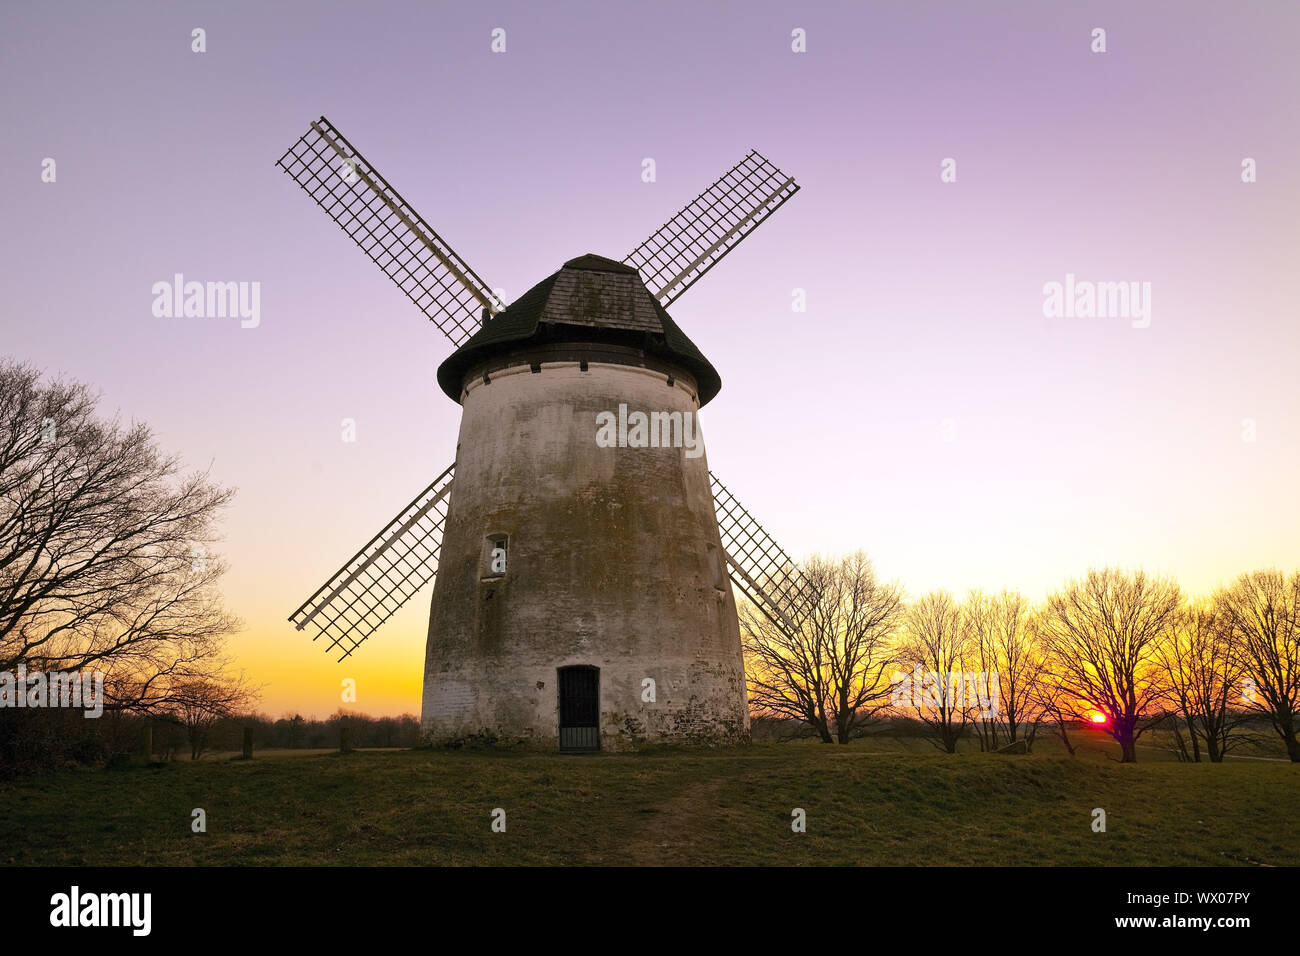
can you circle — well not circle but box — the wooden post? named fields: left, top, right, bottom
left=242, top=727, right=254, bottom=759
left=340, top=723, right=353, bottom=754
left=142, top=724, right=153, bottom=763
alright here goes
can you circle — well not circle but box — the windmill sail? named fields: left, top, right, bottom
left=624, top=150, right=800, bottom=307
left=276, top=116, right=504, bottom=346
left=289, top=464, right=455, bottom=660
left=710, top=472, right=809, bottom=634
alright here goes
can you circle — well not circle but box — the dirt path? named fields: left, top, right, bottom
left=616, top=769, right=738, bottom=865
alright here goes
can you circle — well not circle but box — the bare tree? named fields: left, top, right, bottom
left=1155, top=602, right=1251, bottom=762
left=965, top=589, right=1043, bottom=751
left=1037, top=568, right=1182, bottom=763
left=170, top=670, right=258, bottom=759
left=896, top=590, right=970, bottom=753
left=1215, top=570, right=1300, bottom=762
left=741, top=552, right=902, bottom=744
left=1032, top=676, right=1078, bottom=756
left=0, top=359, right=241, bottom=713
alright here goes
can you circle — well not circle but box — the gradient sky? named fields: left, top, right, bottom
left=2, top=1, right=1298, bottom=718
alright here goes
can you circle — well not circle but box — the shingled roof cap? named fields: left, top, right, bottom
left=436, top=253, right=722, bottom=405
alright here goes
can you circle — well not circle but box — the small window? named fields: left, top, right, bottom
left=484, top=534, right=508, bottom=578
left=706, top=543, right=726, bottom=591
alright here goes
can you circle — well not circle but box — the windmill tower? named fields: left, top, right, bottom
left=280, top=118, right=809, bottom=751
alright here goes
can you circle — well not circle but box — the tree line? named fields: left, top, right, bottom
left=156, top=709, right=422, bottom=758
left=741, top=553, right=1300, bottom=763
left=0, top=705, right=421, bottom=773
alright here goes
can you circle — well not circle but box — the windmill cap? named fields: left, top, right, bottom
left=560, top=252, right=639, bottom=273
left=437, top=253, right=722, bottom=405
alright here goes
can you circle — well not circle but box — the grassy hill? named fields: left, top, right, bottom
left=2, top=737, right=1295, bottom=866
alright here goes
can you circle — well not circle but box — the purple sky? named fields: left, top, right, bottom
left=3, top=1, right=1298, bottom=716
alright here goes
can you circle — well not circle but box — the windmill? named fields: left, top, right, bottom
left=280, top=117, right=808, bottom=750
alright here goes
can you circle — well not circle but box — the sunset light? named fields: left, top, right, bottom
left=2, top=0, right=1298, bottom=907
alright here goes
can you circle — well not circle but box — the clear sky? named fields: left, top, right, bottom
left=2, top=1, right=1297, bottom=718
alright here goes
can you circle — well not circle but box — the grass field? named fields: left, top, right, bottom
left=2, top=733, right=1295, bottom=866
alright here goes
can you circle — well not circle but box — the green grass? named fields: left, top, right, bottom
left=1, top=739, right=1295, bottom=866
